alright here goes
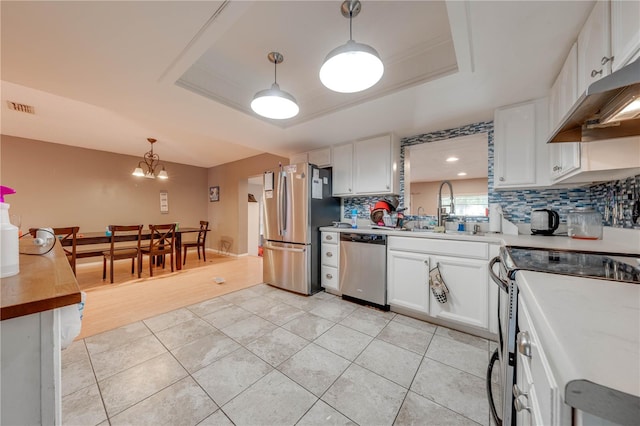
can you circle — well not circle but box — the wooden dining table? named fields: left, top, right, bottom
left=61, top=227, right=206, bottom=271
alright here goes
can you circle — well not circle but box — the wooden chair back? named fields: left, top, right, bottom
left=29, top=226, right=79, bottom=275
left=197, top=220, right=209, bottom=246
left=53, top=226, right=80, bottom=275
left=108, top=225, right=143, bottom=253
left=147, top=223, right=176, bottom=254
left=103, top=224, right=143, bottom=283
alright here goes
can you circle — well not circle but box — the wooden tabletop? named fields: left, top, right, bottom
left=64, top=227, right=204, bottom=246
left=1, top=238, right=81, bottom=321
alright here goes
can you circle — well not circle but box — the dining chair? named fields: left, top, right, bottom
left=29, top=226, right=80, bottom=275
left=141, top=223, right=176, bottom=277
left=182, top=220, right=209, bottom=265
left=102, top=224, right=143, bottom=284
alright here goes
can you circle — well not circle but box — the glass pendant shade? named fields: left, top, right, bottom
left=132, top=167, right=145, bottom=177
left=157, top=168, right=168, bottom=179
left=251, top=83, right=299, bottom=120
left=320, top=40, right=384, bottom=93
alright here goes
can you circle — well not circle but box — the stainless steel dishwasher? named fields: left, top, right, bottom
left=339, top=233, right=388, bottom=310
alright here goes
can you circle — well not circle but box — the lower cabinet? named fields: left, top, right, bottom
left=387, top=250, right=430, bottom=313
left=387, top=236, right=496, bottom=333
left=427, top=255, right=489, bottom=329
left=320, top=232, right=340, bottom=294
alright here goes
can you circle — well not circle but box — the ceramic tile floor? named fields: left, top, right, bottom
left=62, top=284, right=501, bottom=426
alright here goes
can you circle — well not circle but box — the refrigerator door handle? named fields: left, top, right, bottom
left=280, top=172, right=288, bottom=234
left=276, top=167, right=283, bottom=235
left=264, top=244, right=306, bottom=254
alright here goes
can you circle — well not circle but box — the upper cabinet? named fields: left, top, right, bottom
left=577, top=1, right=612, bottom=96
left=493, top=98, right=550, bottom=189
left=611, top=0, right=640, bottom=71
left=548, top=43, right=581, bottom=181
left=289, top=147, right=332, bottom=168
left=332, top=134, right=400, bottom=197
left=332, top=143, right=354, bottom=195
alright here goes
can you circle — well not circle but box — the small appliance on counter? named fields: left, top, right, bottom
left=567, top=207, right=603, bottom=240
left=530, top=209, right=559, bottom=235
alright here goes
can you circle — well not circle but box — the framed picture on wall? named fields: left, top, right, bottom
left=209, top=186, right=220, bottom=202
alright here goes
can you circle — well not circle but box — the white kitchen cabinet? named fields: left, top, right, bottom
left=577, top=1, right=612, bottom=96
left=387, top=236, right=494, bottom=333
left=611, top=0, right=640, bottom=71
left=320, top=231, right=340, bottom=294
left=332, top=134, right=400, bottom=196
left=493, top=98, right=550, bottom=189
left=331, top=143, right=354, bottom=196
left=548, top=42, right=581, bottom=181
left=308, top=147, right=331, bottom=168
left=387, top=250, right=430, bottom=314
left=515, top=296, right=570, bottom=426
left=428, top=255, right=489, bottom=329
left=289, top=147, right=332, bottom=168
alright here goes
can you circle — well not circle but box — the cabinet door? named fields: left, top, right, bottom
left=428, top=255, right=488, bottom=329
left=611, top=0, right=640, bottom=71
left=354, top=135, right=392, bottom=194
left=550, top=143, right=581, bottom=181
left=289, top=152, right=308, bottom=165
left=308, top=147, right=332, bottom=168
left=577, top=1, right=611, bottom=95
left=331, top=143, right=353, bottom=196
left=494, top=102, right=537, bottom=187
left=549, top=43, right=578, bottom=134
left=387, top=250, right=430, bottom=314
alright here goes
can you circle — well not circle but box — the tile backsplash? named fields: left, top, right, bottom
left=343, top=121, right=639, bottom=229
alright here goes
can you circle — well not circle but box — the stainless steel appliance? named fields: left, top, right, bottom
left=548, top=58, right=640, bottom=143
left=530, top=209, right=559, bottom=235
left=487, top=246, right=640, bottom=425
left=263, top=163, right=339, bottom=295
left=339, top=233, right=388, bottom=310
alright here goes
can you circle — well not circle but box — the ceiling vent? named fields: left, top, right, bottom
left=7, top=101, right=35, bottom=114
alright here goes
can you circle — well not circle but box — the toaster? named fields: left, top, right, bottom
left=531, top=209, right=559, bottom=235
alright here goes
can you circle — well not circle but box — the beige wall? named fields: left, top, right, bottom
left=208, top=153, right=288, bottom=255
left=1, top=135, right=209, bottom=234
left=410, top=178, right=488, bottom=215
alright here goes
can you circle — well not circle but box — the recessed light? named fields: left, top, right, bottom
left=446, top=157, right=459, bottom=162
left=457, top=172, right=467, bottom=176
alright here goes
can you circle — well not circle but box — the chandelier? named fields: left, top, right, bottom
left=132, top=138, right=168, bottom=179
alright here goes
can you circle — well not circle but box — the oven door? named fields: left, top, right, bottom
left=488, top=255, right=517, bottom=426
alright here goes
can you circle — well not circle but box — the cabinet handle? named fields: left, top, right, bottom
left=348, top=188, right=352, bottom=192
left=513, top=384, right=528, bottom=399
left=326, top=273, right=333, bottom=279
left=326, top=235, right=333, bottom=241
left=514, top=396, right=531, bottom=413
left=386, top=185, right=389, bottom=189
left=591, top=69, right=603, bottom=78
left=517, top=331, right=532, bottom=358
left=326, top=252, right=333, bottom=257
left=499, top=177, right=505, bottom=182
left=601, top=56, right=614, bottom=65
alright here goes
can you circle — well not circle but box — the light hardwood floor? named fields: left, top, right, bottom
left=76, top=251, right=263, bottom=339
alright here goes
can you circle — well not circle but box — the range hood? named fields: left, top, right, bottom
left=548, top=58, right=640, bottom=143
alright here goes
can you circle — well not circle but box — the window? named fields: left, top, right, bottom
left=440, top=195, right=488, bottom=217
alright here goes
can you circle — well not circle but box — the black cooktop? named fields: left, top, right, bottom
left=506, top=247, right=640, bottom=284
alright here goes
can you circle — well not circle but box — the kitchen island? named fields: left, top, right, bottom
left=1, top=239, right=82, bottom=425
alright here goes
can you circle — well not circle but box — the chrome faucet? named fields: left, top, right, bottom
left=437, top=180, right=454, bottom=228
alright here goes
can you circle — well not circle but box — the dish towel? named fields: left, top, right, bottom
left=429, top=263, right=450, bottom=304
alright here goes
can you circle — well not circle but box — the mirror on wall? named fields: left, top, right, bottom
left=404, top=133, right=489, bottom=216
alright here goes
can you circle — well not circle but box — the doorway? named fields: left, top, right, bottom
left=247, top=175, right=264, bottom=256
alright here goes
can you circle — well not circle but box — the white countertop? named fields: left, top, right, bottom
left=516, top=270, right=640, bottom=409
left=319, top=225, right=640, bottom=255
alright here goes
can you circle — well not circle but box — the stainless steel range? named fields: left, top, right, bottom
left=487, top=246, right=640, bottom=426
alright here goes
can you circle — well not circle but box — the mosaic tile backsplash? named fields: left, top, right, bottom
left=343, top=121, right=639, bottom=229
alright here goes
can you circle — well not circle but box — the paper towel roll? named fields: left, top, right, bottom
left=489, top=204, right=502, bottom=233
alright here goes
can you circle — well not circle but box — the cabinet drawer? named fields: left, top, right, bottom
left=321, top=265, right=339, bottom=293
left=322, top=232, right=338, bottom=244
left=387, top=236, right=488, bottom=260
left=322, top=244, right=338, bottom=267
left=518, top=299, right=559, bottom=426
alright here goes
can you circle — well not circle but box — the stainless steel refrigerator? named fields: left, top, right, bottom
left=263, top=163, right=339, bottom=295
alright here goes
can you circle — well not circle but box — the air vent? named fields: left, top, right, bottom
left=7, top=101, right=35, bottom=114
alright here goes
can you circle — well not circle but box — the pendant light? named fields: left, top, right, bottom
left=132, top=138, right=168, bottom=179
left=251, top=52, right=299, bottom=120
left=319, top=0, right=384, bottom=93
